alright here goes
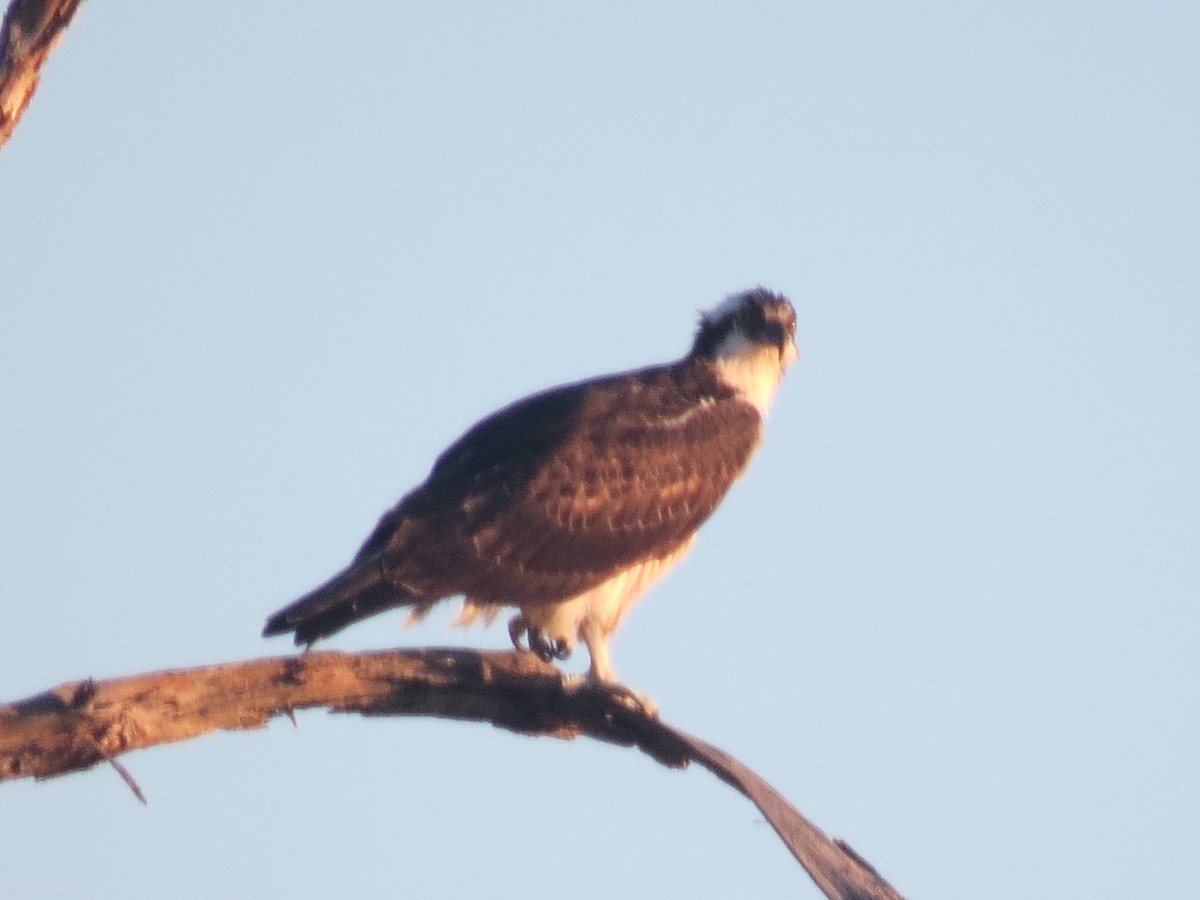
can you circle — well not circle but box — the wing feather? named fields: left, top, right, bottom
left=363, top=361, right=763, bottom=607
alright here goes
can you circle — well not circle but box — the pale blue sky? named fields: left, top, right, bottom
left=3, top=4, right=1198, bottom=898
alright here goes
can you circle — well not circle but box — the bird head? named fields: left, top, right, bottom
left=689, top=288, right=798, bottom=414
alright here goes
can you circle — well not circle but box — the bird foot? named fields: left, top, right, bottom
left=561, top=675, right=659, bottom=719
left=508, top=615, right=571, bottom=662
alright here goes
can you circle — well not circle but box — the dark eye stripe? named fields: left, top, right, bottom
left=746, top=320, right=786, bottom=345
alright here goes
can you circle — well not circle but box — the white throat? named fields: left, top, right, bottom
left=711, top=330, right=797, bottom=416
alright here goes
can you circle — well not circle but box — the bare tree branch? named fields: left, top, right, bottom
left=0, top=0, right=83, bottom=151
left=1, top=648, right=905, bottom=900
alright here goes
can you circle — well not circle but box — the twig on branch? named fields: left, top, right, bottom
left=0, top=0, right=84, bottom=151
left=0, top=647, right=904, bottom=900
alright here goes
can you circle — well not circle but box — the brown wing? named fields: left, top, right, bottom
left=372, top=362, right=763, bottom=607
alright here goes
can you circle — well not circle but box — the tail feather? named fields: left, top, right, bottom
left=262, top=562, right=413, bottom=647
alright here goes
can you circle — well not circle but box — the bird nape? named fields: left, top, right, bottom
left=263, top=287, right=798, bottom=715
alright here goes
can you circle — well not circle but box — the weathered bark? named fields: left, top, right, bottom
left=0, top=0, right=84, bottom=150
left=1, top=647, right=905, bottom=900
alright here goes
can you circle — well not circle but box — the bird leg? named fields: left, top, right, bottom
left=507, top=614, right=570, bottom=662
left=577, top=618, right=658, bottom=717
left=602, top=683, right=659, bottom=719
left=508, top=615, right=656, bottom=716
left=578, top=616, right=623, bottom=683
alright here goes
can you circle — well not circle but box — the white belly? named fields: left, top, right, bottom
left=451, top=537, right=695, bottom=682
left=521, top=537, right=695, bottom=647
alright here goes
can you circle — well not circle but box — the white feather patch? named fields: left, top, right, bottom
left=711, top=329, right=795, bottom=416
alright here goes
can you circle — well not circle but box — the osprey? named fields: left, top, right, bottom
left=263, top=288, right=797, bottom=707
